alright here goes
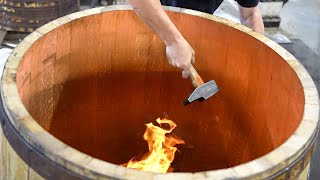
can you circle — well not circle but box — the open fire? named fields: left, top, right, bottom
left=123, top=118, right=185, bottom=173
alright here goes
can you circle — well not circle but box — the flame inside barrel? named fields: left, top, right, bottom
left=124, top=118, right=185, bottom=173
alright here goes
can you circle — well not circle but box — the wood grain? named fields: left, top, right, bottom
left=17, top=11, right=305, bottom=171
left=0, top=6, right=317, bottom=179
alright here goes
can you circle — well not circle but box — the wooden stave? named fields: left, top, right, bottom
left=0, top=99, right=85, bottom=179
left=0, top=5, right=318, bottom=179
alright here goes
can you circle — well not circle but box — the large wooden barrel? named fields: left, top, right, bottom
left=0, top=0, right=79, bottom=32
left=0, top=5, right=319, bottom=179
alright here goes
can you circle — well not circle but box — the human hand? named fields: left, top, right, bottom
left=166, top=38, right=195, bottom=79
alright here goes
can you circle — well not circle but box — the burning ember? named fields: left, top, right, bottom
left=123, top=118, right=185, bottom=173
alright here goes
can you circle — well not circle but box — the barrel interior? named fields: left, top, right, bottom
left=16, top=11, right=305, bottom=172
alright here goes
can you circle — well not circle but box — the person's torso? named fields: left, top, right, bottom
left=160, top=0, right=224, bottom=14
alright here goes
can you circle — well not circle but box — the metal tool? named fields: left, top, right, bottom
left=184, top=65, right=219, bottom=105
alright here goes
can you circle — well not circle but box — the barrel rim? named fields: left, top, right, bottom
left=1, top=5, right=319, bottom=179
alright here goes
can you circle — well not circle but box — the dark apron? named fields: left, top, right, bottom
left=160, top=0, right=224, bottom=14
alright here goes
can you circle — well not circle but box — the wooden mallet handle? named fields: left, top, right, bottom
left=189, top=65, right=204, bottom=88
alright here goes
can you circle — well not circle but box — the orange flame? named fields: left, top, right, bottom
left=124, top=118, right=185, bottom=173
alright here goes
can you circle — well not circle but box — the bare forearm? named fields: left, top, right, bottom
left=129, top=0, right=195, bottom=78
left=239, top=6, right=264, bottom=34
left=129, top=0, right=184, bottom=45
left=241, top=12, right=264, bottom=34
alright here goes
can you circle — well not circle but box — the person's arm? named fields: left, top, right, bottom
left=238, top=5, right=264, bottom=34
left=129, top=0, right=195, bottom=78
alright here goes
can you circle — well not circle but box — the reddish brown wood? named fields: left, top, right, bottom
left=16, top=11, right=305, bottom=172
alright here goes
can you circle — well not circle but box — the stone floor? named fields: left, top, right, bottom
left=280, top=0, right=320, bottom=55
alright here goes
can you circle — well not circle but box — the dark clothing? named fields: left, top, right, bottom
left=160, top=0, right=259, bottom=14
left=90, top=0, right=113, bottom=8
